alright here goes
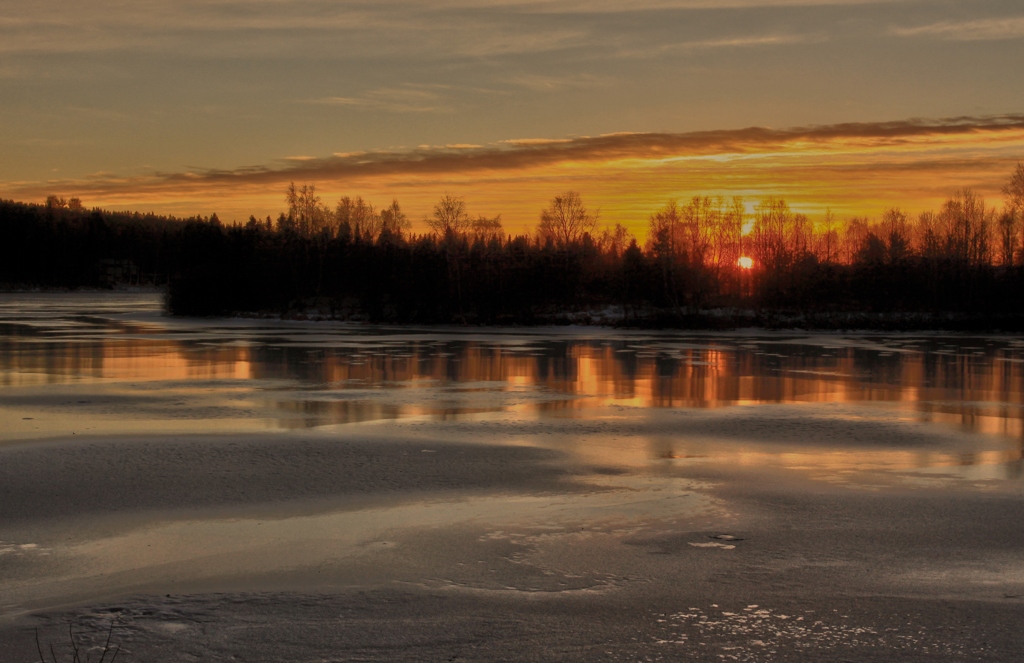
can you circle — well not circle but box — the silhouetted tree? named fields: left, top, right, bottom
left=380, top=199, right=411, bottom=237
left=598, top=223, right=634, bottom=257
left=427, top=194, right=471, bottom=236
left=816, top=209, right=839, bottom=264
left=879, top=208, right=911, bottom=264
left=470, top=215, right=504, bottom=245
left=1001, top=162, right=1024, bottom=265
left=1003, top=162, right=1024, bottom=217
left=286, top=183, right=330, bottom=237
left=9, top=167, right=1024, bottom=327
left=939, top=189, right=992, bottom=266
left=335, top=195, right=378, bottom=240
left=538, top=191, right=598, bottom=247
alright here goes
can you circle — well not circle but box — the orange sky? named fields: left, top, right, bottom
left=4, top=2, right=1023, bottom=239
left=7, top=115, right=1023, bottom=239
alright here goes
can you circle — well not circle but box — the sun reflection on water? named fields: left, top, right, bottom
left=1, top=293, right=1023, bottom=483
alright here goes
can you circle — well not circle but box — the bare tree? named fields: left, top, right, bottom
left=816, top=209, right=839, bottom=264
left=914, top=210, right=942, bottom=261
left=709, top=197, right=743, bottom=272
left=750, top=197, right=793, bottom=270
left=286, top=182, right=331, bottom=237
left=879, top=207, right=911, bottom=263
left=646, top=200, right=681, bottom=257
left=1003, top=162, right=1024, bottom=216
left=538, top=191, right=598, bottom=246
left=1000, top=163, right=1024, bottom=266
left=939, top=189, right=992, bottom=265
left=841, top=217, right=870, bottom=264
left=379, top=199, right=411, bottom=237
left=997, top=210, right=1018, bottom=266
left=428, top=194, right=472, bottom=236
left=335, top=196, right=379, bottom=240
left=645, top=200, right=683, bottom=313
left=680, top=196, right=717, bottom=268
left=789, top=212, right=813, bottom=258
left=284, top=183, right=334, bottom=295
left=43, top=195, right=84, bottom=212
left=470, top=215, right=504, bottom=244
left=599, top=223, right=634, bottom=257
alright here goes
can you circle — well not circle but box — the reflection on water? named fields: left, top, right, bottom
left=0, top=292, right=1022, bottom=481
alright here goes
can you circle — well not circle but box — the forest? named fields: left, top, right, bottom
left=2, top=164, right=1024, bottom=329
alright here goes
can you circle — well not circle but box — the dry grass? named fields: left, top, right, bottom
left=34, top=621, right=120, bottom=663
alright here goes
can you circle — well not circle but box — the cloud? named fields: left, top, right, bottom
left=0, top=2, right=582, bottom=57
left=891, top=17, right=1024, bottom=41
left=679, top=33, right=824, bottom=49
left=506, top=73, right=610, bottom=91
left=618, top=31, right=826, bottom=57
left=12, top=114, right=1023, bottom=200
left=397, top=0, right=902, bottom=11
left=0, top=0, right=897, bottom=57
left=309, top=87, right=453, bottom=113
left=500, top=138, right=576, bottom=146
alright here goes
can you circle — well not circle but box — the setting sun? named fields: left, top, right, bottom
left=2, top=1, right=1024, bottom=660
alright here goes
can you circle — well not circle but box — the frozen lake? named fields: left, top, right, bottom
left=1, top=291, right=1021, bottom=484
left=1, top=292, right=1023, bottom=661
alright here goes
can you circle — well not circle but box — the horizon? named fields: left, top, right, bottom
left=2, top=1, right=1023, bottom=237
left=7, top=115, right=1024, bottom=241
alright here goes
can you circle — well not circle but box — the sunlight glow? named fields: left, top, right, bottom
left=7, top=120, right=1023, bottom=241
left=738, top=256, right=754, bottom=269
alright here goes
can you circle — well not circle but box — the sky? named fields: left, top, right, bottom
left=1, top=0, right=1023, bottom=236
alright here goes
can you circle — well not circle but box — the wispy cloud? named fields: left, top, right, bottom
left=891, top=16, right=1024, bottom=41
left=198, top=115, right=1024, bottom=184
left=0, top=2, right=587, bottom=57
left=416, top=0, right=902, bottom=11
left=506, top=73, right=610, bottom=91
left=500, top=138, right=576, bottom=146
left=12, top=114, right=1022, bottom=198
left=620, top=31, right=826, bottom=57
left=309, top=86, right=453, bottom=113
left=682, top=33, right=824, bottom=49
left=0, top=0, right=896, bottom=57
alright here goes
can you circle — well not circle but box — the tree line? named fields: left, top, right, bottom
left=1, top=163, right=1023, bottom=327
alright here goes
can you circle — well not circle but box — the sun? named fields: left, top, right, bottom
left=738, top=256, right=754, bottom=269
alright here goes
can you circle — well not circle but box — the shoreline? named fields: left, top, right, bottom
left=218, top=307, right=1024, bottom=333
left=3, top=289, right=1024, bottom=332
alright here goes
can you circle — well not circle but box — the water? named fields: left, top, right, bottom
left=0, top=291, right=1022, bottom=484
left=4, top=290, right=1024, bottom=644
